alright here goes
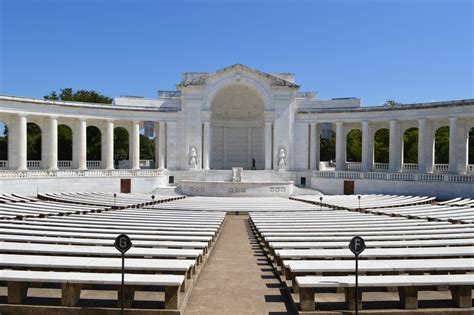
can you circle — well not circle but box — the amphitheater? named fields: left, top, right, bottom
left=0, top=64, right=472, bottom=314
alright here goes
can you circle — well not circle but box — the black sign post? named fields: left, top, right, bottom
left=115, top=234, right=132, bottom=315
left=349, top=236, right=366, bottom=315
left=358, top=195, right=361, bottom=211
left=151, top=194, right=155, bottom=202
left=113, top=193, right=117, bottom=208
left=319, top=196, right=323, bottom=211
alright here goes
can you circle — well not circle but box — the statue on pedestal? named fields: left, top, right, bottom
left=278, top=147, right=286, bottom=171
left=189, top=147, right=197, bottom=170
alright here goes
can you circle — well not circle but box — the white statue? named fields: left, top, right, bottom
left=278, top=147, right=286, bottom=170
left=189, top=147, right=197, bottom=170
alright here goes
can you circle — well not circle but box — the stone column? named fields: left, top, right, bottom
left=389, top=120, right=402, bottom=172
left=309, top=123, right=318, bottom=170
left=131, top=121, right=140, bottom=170
left=361, top=121, right=372, bottom=172
left=417, top=119, right=427, bottom=173
left=264, top=122, right=272, bottom=170
left=105, top=120, right=114, bottom=170
left=17, top=114, right=28, bottom=171
left=48, top=116, right=59, bottom=171
left=335, top=122, right=345, bottom=171
left=158, top=122, right=166, bottom=170
left=78, top=119, right=87, bottom=170
left=203, top=121, right=210, bottom=170
left=449, top=117, right=458, bottom=173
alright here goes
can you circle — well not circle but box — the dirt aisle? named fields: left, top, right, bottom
left=184, top=214, right=292, bottom=314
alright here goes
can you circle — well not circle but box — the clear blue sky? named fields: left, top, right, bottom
left=0, top=0, right=472, bottom=106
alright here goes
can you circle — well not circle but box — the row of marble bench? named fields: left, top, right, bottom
left=250, top=209, right=474, bottom=313
left=0, top=199, right=226, bottom=313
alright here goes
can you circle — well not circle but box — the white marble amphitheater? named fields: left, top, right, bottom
left=0, top=64, right=472, bottom=314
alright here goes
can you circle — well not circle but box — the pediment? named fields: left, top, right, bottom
left=177, top=64, right=299, bottom=89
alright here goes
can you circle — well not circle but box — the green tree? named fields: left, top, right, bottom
left=86, top=126, right=102, bottom=160
left=0, top=125, right=7, bottom=160
left=374, top=128, right=389, bottom=163
left=320, top=131, right=336, bottom=162
left=346, top=129, right=362, bottom=162
left=403, top=128, right=418, bottom=163
left=114, top=127, right=129, bottom=161
left=469, top=128, right=474, bottom=164
left=44, top=88, right=112, bottom=104
left=435, top=126, right=449, bottom=164
left=140, top=135, right=155, bottom=160
left=27, top=123, right=42, bottom=160
left=58, top=125, right=73, bottom=160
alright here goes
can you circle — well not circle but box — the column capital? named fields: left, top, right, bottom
left=78, top=117, right=88, bottom=122
left=132, top=120, right=141, bottom=124
left=449, top=116, right=458, bottom=122
left=418, top=118, right=426, bottom=123
left=17, top=113, right=28, bottom=118
left=361, top=120, right=369, bottom=126
left=49, top=115, right=59, bottom=120
left=105, top=119, right=115, bottom=123
left=203, top=121, right=211, bottom=126
left=389, top=119, right=398, bottom=124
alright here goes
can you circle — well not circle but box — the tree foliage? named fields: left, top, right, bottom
left=87, top=126, right=102, bottom=161
left=140, top=135, right=155, bottom=160
left=374, top=128, right=389, bottom=163
left=320, top=131, right=335, bottom=162
left=403, top=128, right=418, bottom=163
left=58, top=125, right=73, bottom=160
left=435, top=126, right=449, bottom=164
left=346, top=129, right=362, bottom=162
left=44, top=88, right=113, bottom=104
left=27, top=123, right=42, bottom=160
left=0, top=125, right=7, bottom=160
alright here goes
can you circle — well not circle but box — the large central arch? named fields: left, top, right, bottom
left=210, top=85, right=265, bottom=170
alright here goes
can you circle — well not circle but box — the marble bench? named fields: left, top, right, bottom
left=295, top=274, right=474, bottom=311
left=1, top=269, right=185, bottom=309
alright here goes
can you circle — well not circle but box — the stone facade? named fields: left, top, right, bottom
left=0, top=64, right=473, bottom=197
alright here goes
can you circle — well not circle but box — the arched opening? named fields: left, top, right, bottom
left=210, top=85, right=265, bottom=170
left=469, top=128, right=474, bottom=167
left=320, top=124, right=335, bottom=167
left=86, top=126, right=101, bottom=168
left=403, top=127, right=418, bottom=171
left=58, top=124, right=73, bottom=168
left=346, top=129, right=362, bottom=163
left=374, top=128, right=389, bottom=170
left=0, top=121, right=8, bottom=169
left=434, top=126, right=449, bottom=164
left=27, top=122, right=42, bottom=168
left=434, top=126, right=449, bottom=172
left=114, top=127, right=129, bottom=169
left=140, top=124, right=156, bottom=169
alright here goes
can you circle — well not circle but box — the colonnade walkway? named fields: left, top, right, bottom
left=184, top=214, right=292, bottom=314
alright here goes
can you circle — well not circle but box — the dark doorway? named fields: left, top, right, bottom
left=120, top=178, right=131, bottom=193
left=300, top=177, right=306, bottom=187
left=344, top=180, right=354, bottom=195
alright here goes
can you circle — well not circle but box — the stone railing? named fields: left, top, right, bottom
left=0, top=169, right=165, bottom=179
left=0, top=160, right=7, bottom=169
left=58, top=160, right=72, bottom=169
left=312, top=170, right=474, bottom=184
left=346, top=162, right=362, bottom=171
left=402, top=163, right=418, bottom=172
left=86, top=161, right=101, bottom=169
left=373, top=163, right=389, bottom=171
left=27, top=160, right=41, bottom=169
left=434, top=164, right=449, bottom=173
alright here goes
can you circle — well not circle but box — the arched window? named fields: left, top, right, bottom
left=58, top=124, right=73, bottom=162
left=114, top=127, right=129, bottom=168
left=27, top=123, right=42, bottom=167
left=434, top=126, right=449, bottom=164
left=403, top=127, right=418, bottom=164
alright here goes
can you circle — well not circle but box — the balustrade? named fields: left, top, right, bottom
left=346, top=162, right=362, bottom=171
left=86, top=161, right=101, bottom=169
left=27, top=161, right=41, bottom=169
left=373, top=163, right=389, bottom=171
left=434, top=164, right=449, bottom=173
left=0, top=161, right=7, bottom=169
left=58, top=160, right=72, bottom=169
left=402, top=163, right=418, bottom=172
